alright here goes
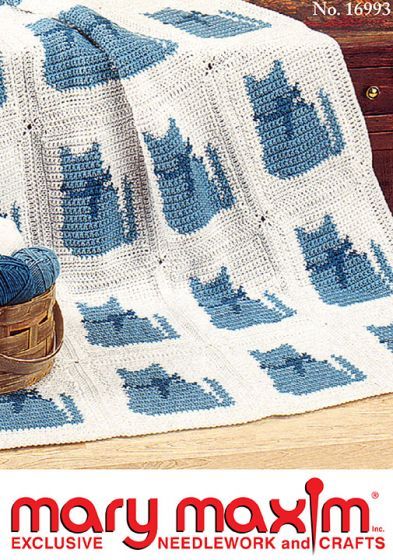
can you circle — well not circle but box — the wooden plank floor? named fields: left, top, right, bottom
left=0, top=394, right=392, bottom=469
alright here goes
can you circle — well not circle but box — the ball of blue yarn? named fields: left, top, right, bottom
left=0, top=255, right=35, bottom=306
left=12, top=247, right=60, bottom=298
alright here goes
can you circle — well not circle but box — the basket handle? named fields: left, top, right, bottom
left=0, top=302, right=64, bottom=376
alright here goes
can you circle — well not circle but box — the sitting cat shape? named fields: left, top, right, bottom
left=59, top=6, right=178, bottom=80
left=0, top=390, right=82, bottom=432
left=78, top=297, right=179, bottom=347
left=244, top=60, right=344, bottom=179
left=190, top=266, right=295, bottom=330
left=61, top=143, right=137, bottom=257
left=118, top=363, right=234, bottom=415
left=251, top=344, right=366, bottom=395
left=28, top=18, right=117, bottom=90
left=296, top=215, right=393, bottom=306
left=143, top=118, right=235, bottom=234
left=29, top=7, right=177, bottom=91
left=145, top=8, right=271, bottom=38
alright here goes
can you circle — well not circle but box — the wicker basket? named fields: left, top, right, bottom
left=0, top=286, right=64, bottom=395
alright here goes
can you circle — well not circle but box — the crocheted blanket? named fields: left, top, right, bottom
left=0, top=0, right=392, bottom=449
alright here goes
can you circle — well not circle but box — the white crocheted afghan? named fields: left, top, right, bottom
left=0, top=0, right=392, bottom=449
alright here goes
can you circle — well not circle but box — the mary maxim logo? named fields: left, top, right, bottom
left=10, top=477, right=385, bottom=553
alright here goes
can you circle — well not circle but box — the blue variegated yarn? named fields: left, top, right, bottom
left=0, top=256, right=35, bottom=306
left=12, top=247, right=60, bottom=298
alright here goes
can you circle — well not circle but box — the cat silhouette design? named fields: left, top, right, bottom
left=251, top=344, right=366, bottom=395
left=0, top=390, right=83, bottom=432
left=61, top=143, right=137, bottom=257
left=29, top=8, right=177, bottom=91
left=79, top=297, right=179, bottom=347
left=190, top=266, right=295, bottom=329
left=143, top=118, right=235, bottom=234
left=296, top=215, right=393, bottom=305
left=118, top=363, right=234, bottom=415
left=29, top=18, right=117, bottom=90
left=60, top=6, right=178, bottom=80
left=245, top=60, right=344, bottom=179
left=145, top=8, right=270, bottom=38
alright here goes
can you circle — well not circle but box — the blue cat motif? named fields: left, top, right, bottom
left=61, top=143, right=138, bottom=257
left=145, top=8, right=271, bottom=38
left=368, top=323, right=393, bottom=353
left=244, top=60, right=344, bottom=179
left=118, top=364, right=234, bottom=415
left=143, top=118, right=235, bottom=234
left=190, top=266, right=295, bottom=330
left=29, top=19, right=117, bottom=91
left=29, top=8, right=177, bottom=91
left=78, top=297, right=179, bottom=347
left=60, top=6, right=178, bottom=80
left=0, top=390, right=83, bottom=432
left=251, top=344, right=366, bottom=396
left=296, top=215, right=393, bottom=306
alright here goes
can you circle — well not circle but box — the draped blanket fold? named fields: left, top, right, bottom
left=0, top=0, right=392, bottom=448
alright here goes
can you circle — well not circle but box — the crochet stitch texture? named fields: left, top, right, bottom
left=0, top=0, right=392, bottom=448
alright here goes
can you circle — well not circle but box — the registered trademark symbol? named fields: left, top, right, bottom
left=372, top=491, right=380, bottom=499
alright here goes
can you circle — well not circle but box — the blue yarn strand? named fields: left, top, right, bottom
left=12, top=247, right=60, bottom=298
left=0, top=256, right=35, bottom=306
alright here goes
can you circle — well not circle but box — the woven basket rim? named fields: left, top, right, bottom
left=0, top=285, right=55, bottom=312
left=0, top=301, right=63, bottom=372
